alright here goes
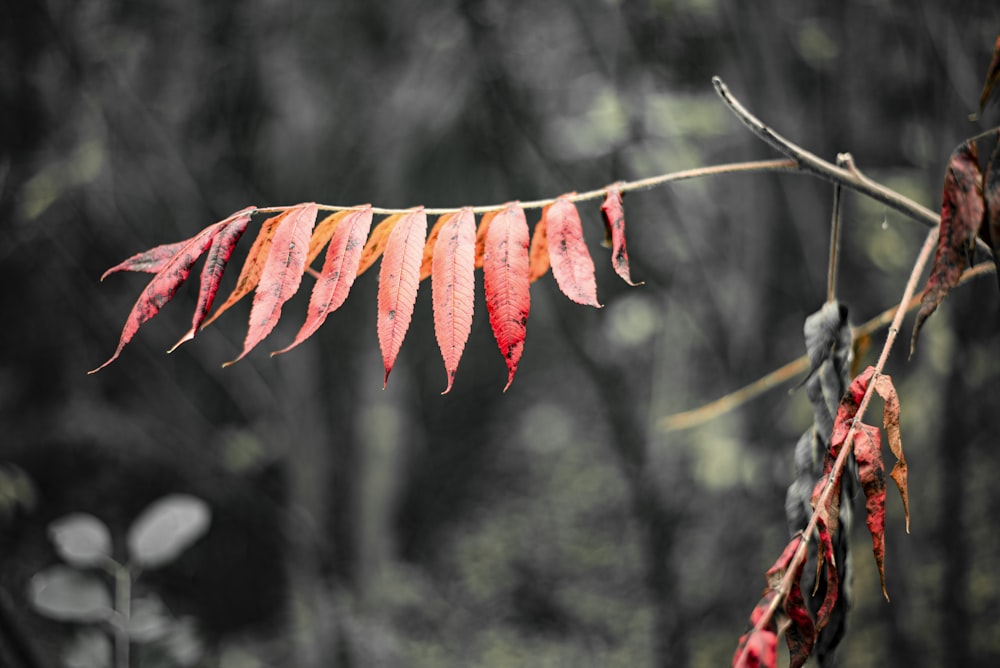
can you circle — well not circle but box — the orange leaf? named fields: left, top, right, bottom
left=546, top=195, right=601, bottom=307
left=600, top=187, right=642, bottom=286
left=474, top=209, right=501, bottom=269
left=378, top=208, right=428, bottom=386
left=90, top=220, right=231, bottom=372
left=420, top=210, right=455, bottom=281
left=911, top=141, right=984, bottom=355
left=170, top=210, right=255, bottom=352
left=483, top=202, right=530, bottom=391
left=357, top=213, right=403, bottom=276
left=224, top=203, right=318, bottom=365
left=431, top=208, right=476, bottom=393
left=528, top=206, right=550, bottom=282
left=273, top=206, right=375, bottom=356
left=202, top=209, right=289, bottom=328
left=874, top=374, right=909, bottom=533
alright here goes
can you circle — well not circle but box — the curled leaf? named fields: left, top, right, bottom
left=911, top=141, right=984, bottom=355
left=378, top=208, right=428, bottom=386
left=854, top=423, right=889, bottom=600
left=600, top=186, right=641, bottom=286
left=874, top=374, right=909, bottom=533
left=483, top=203, right=530, bottom=391
left=431, top=208, right=476, bottom=393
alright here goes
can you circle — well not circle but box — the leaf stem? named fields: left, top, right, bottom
left=734, top=225, right=938, bottom=666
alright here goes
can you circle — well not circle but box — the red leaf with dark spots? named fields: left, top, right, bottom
left=854, top=422, right=889, bottom=600
left=306, top=209, right=357, bottom=269
left=546, top=195, right=601, bottom=307
left=911, top=141, right=984, bottom=355
left=273, top=206, right=374, bottom=356
left=170, top=210, right=255, bottom=352
left=431, top=208, right=476, bottom=393
left=733, top=628, right=778, bottom=668
left=225, top=203, right=318, bottom=365
left=528, top=206, right=550, bottom=282
left=203, top=210, right=289, bottom=328
left=483, top=202, right=530, bottom=391
left=600, top=187, right=641, bottom=286
left=813, top=516, right=840, bottom=634
left=90, top=221, right=230, bottom=372
left=378, top=208, right=428, bottom=386
left=101, top=239, right=190, bottom=280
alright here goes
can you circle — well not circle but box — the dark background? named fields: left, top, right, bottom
left=2, top=0, right=1000, bottom=666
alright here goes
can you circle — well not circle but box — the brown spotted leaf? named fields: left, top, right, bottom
left=600, top=186, right=641, bottom=285
left=378, top=208, right=428, bottom=386
left=225, top=203, right=318, bottom=365
left=911, top=141, right=984, bottom=355
left=874, top=374, right=909, bottom=533
left=546, top=195, right=601, bottom=307
left=483, top=202, right=530, bottom=391
left=854, top=423, right=889, bottom=600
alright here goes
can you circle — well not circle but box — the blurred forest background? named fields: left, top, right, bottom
left=2, top=0, right=1000, bottom=666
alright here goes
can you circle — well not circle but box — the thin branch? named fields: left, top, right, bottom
left=660, top=260, right=996, bottom=432
left=735, top=225, right=939, bottom=666
left=827, top=154, right=849, bottom=303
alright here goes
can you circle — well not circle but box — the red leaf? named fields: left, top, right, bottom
left=732, top=629, right=778, bottom=668
left=600, top=187, right=641, bottom=286
left=813, top=516, right=840, bottom=634
left=785, top=578, right=815, bottom=668
left=306, top=209, right=358, bottom=269
left=224, top=203, right=319, bottom=365
left=528, top=206, right=550, bottom=282
left=874, top=374, right=909, bottom=533
left=546, top=195, right=601, bottom=307
left=101, top=239, right=191, bottom=280
left=911, top=141, right=984, bottom=355
left=90, top=221, right=229, bottom=372
left=855, top=423, right=889, bottom=600
left=170, top=210, right=255, bottom=352
left=975, top=34, right=1000, bottom=118
left=431, top=208, right=476, bottom=394
left=357, top=213, right=403, bottom=276
left=272, top=206, right=375, bottom=356
left=474, top=209, right=500, bottom=269
left=203, top=210, right=289, bottom=328
left=483, top=202, right=531, bottom=391
left=378, top=208, right=428, bottom=386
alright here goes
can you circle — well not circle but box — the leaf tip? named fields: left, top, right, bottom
left=168, top=330, right=195, bottom=354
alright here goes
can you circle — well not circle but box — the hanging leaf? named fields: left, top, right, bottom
left=529, top=205, right=551, bottom=282
left=431, top=208, right=476, bottom=393
left=357, top=212, right=404, bottom=276
left=306, top=209, right=357, bottom=268
left=378, top=208, right=428, bottom=386
left=101, top=239, right=191, bottom=280
left=170, top=210, right=255, bottom=352
left=90, top=219, right=231, bottom=372
left=483, top=202, right=531, bottom=391
left=812, top=516, right=840, bottom=634
left=225, top=202, right=319, bottom=365
left=127, top=494, right=211, bottom=569
left=874, top=374, right=909, bottom=533
left=762, top=535, right=814, bottom=668
left=48, top=513, right=113, bottom=568
left=201, top=209, right=289, bottom=328
left=474, top=209, right=501, bottom=269
left=420, top=211, right=453, bottom=281
left=546, top=195, right=601, bottom=307
left=854, top=423, right=889, bottom=600
left=911, top=141, right=984, bottom=355
left=733, top=589, right=779, bottom=668
left=272, top=206, right=375, bottom=356
left=600, top=186, right=641, bottom=286
left=973, top=34, right=1000, bottom=119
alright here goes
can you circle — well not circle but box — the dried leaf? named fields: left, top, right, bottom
left=529, top=206, right=551, bottom=282
left=202, top=210, right=289, bottom=328
left=546, top=195, right=601, bottom=307
left=483, top=202, right=531, bottom=391
left=431, top=208, right=476, bottom=393
left=974, top=34, right=1000, bottom=118
left=225, top=203, right=319, bottom=365
left=170, top=211, right=254, bottom=352
left=813, top=516, right=840, bottom=634
left=911, top=141, right=984, bottom=355
left=600, top=187, right=641, bottom=286
left=273, top=206, right=375, bottom=356
left=357, top=213, right=403, bottom=276
left=854, top=423, right=889, bottom=600
left=874, top=374, right=909, bottom=533
left=378, top=208, right=428, bottom=386
left=90, top=221, right=229, bottom=372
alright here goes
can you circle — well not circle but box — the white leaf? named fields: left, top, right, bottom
left=29, top=566, right=112, bottom=622
left=127, top=495, right=210, bottom=569
left=49, top=513, right=113, bottom=568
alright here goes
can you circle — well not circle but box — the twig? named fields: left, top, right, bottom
left=735, top=225, right=939, bottom=666
left=660, top=260, right=995, bottom=432
left=827, top=154, right=849, bottom=303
